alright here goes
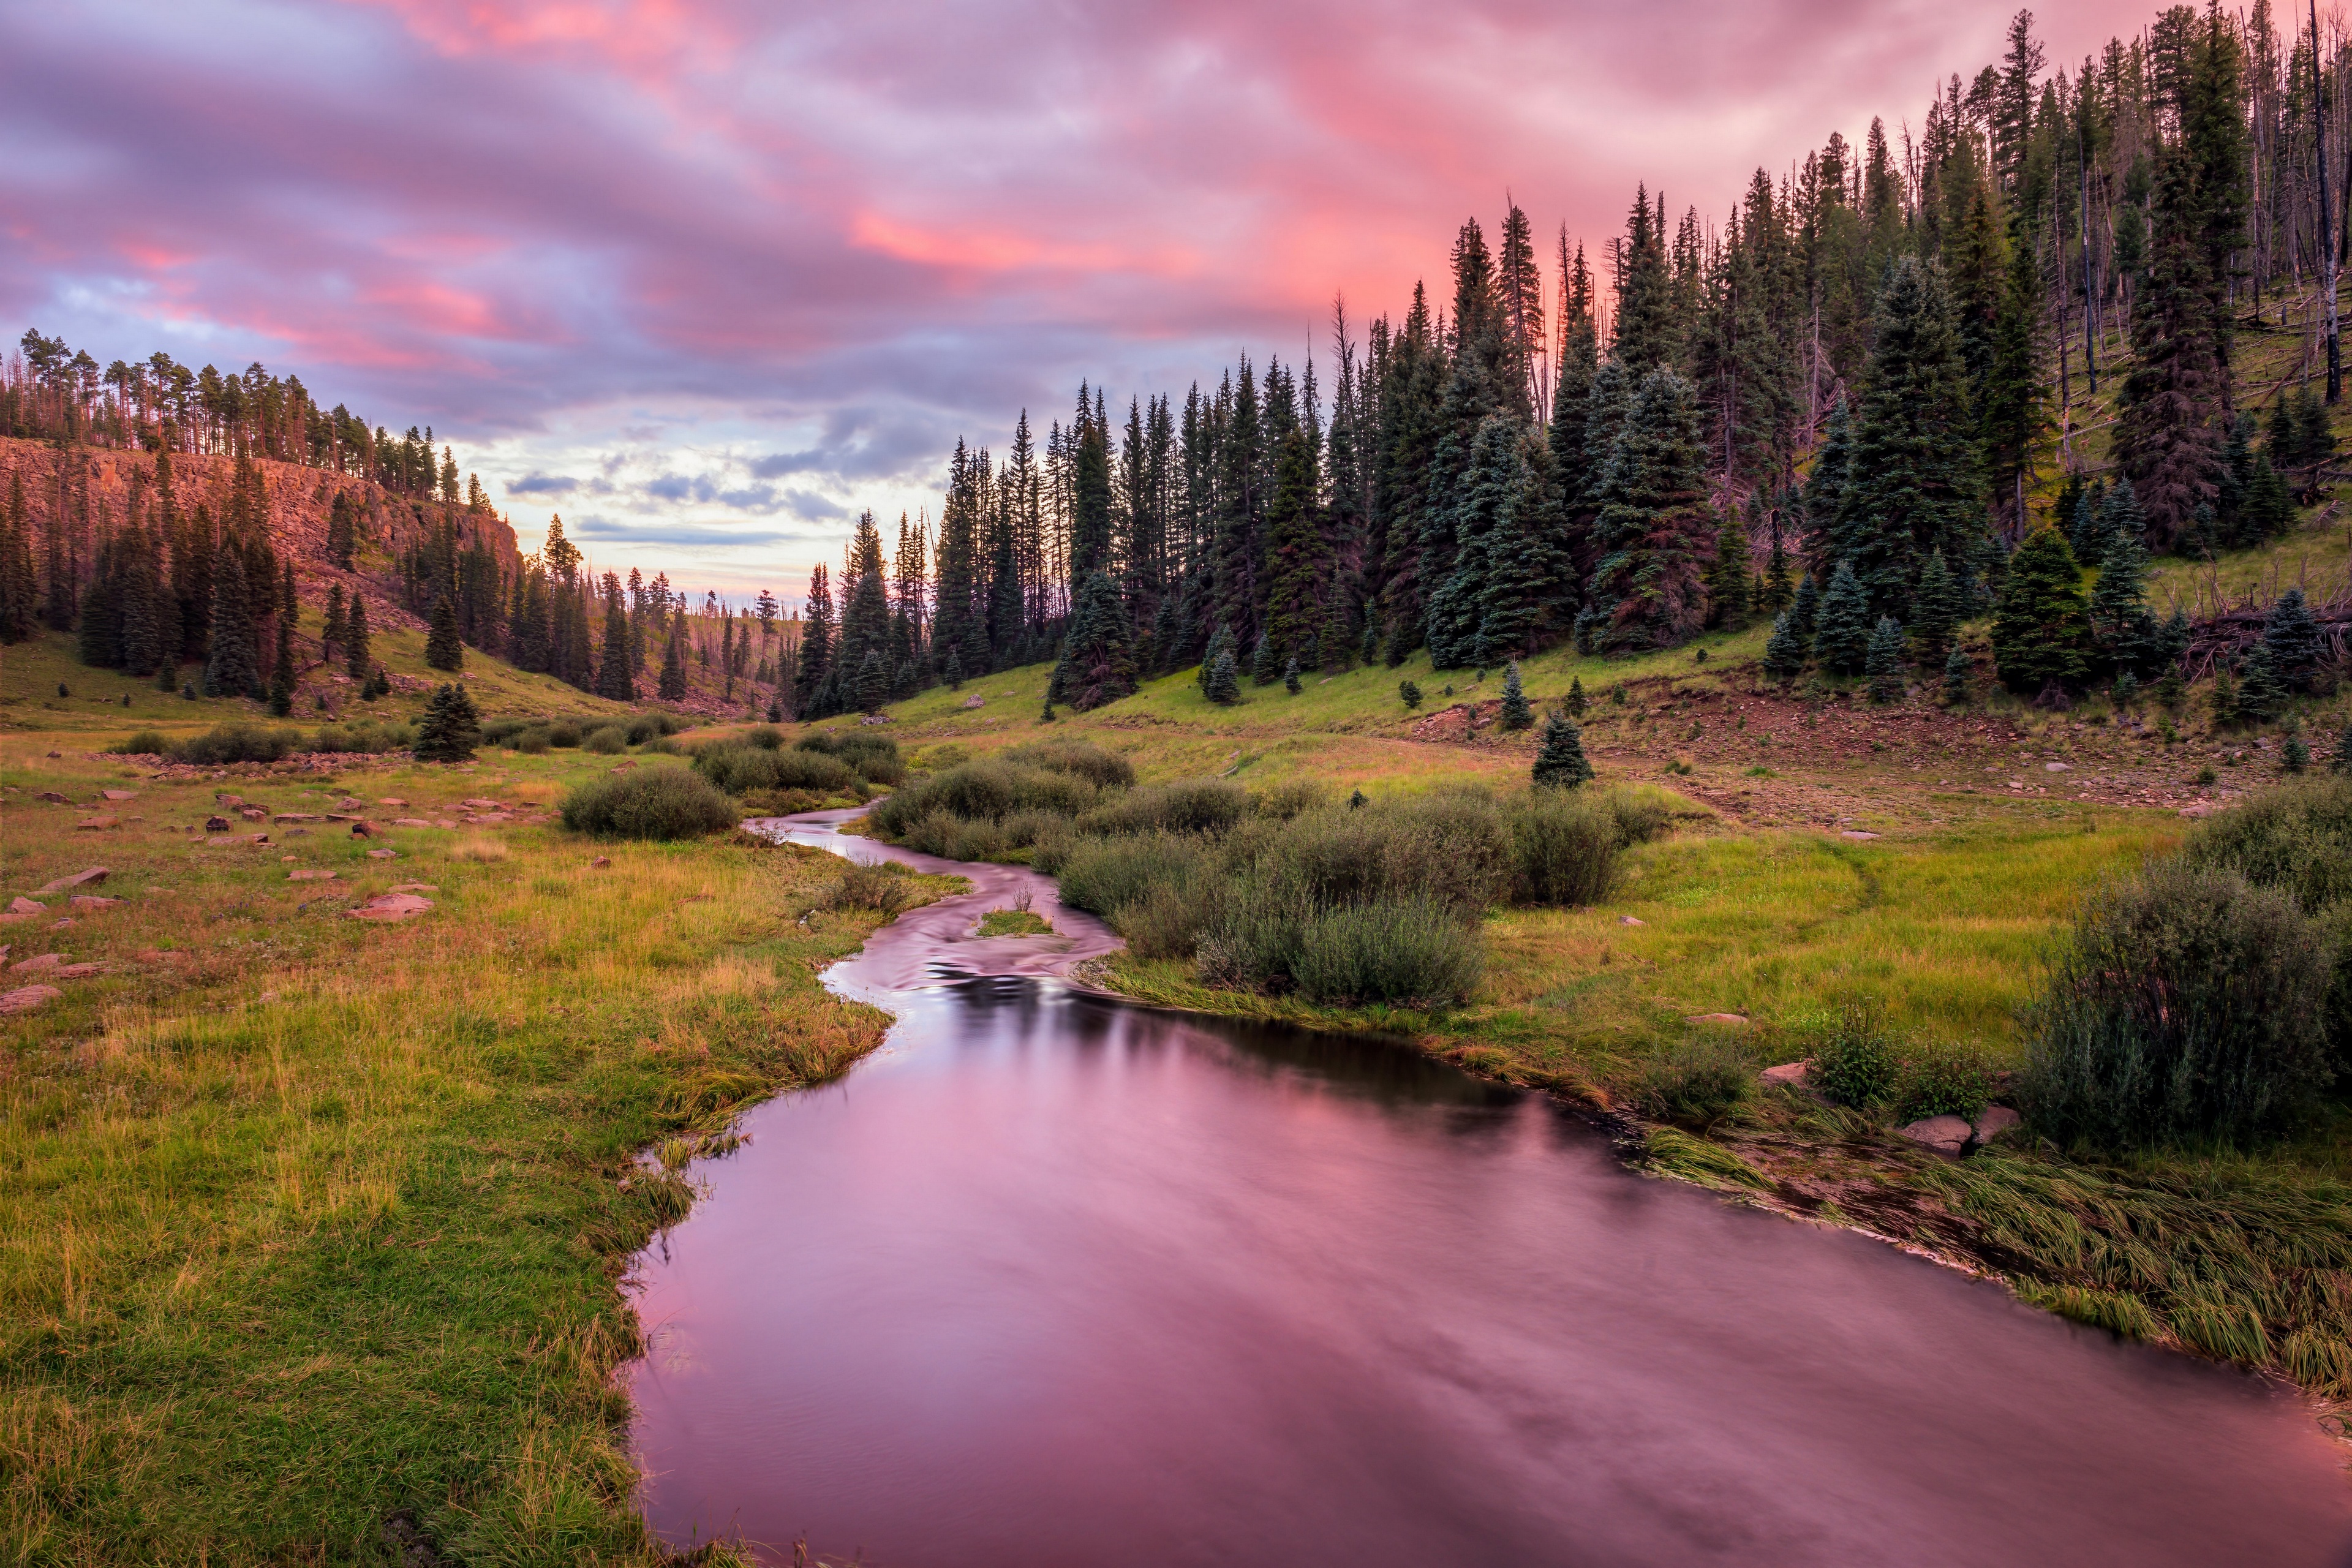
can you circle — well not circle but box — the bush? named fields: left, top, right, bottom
left=896, top=809, right=1011, bottom=862
left=1057, top=831, right=1213, bottom=916
left=110, top=729, right=172, bottom=756
left=560, top=767, right=737, bottom=840
left=547, top=722, right=582, bottom=748
left=513, top=728, right=552, bottom=755
left=694, top=744, right=857, bottom=795
left=2021, top=862, right=2334, bottom=1147
left=742, top=725, right=786, bottom=750
left=172, top=724, right=297, bottom=765
left=1079, top=778, right=1247, bottom=836
left=798, top=730, right=904, bottom=785
left=481, top=717, right=533, bottom=745
left=824, top=860, right=916, bottom=915
left=1808, top=1003, right=1902, bottom=1108
left=2182, top=775, right=2352, bottom=914
left=1250, top=780, right=1329, bottom=820
left=1896, top=1044, right=1994, bottom=1122
left=1635, top=1040, right=1755, bottom=1130
left=1504, top=790, right=1627, bottom=906
left=584, top=725, right=629, bottom=754
left=869, top=760, right=1096, bottom=834
left=1287, top=899, right=1482, bottom=1005
left=1008, top=739, right=1135, bottom=790
left=311, top=720, right=413, bottom=755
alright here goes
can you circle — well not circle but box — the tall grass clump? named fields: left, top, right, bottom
left=560, top=767, right=737, bottom=840
left=1634, top=1039, right=1755, bottom=1130
left=2021, top=861, right=2334, bottom=1148
left=1502, top=788, right=1662, bottom=906
left=1284, top=899, right=1483, bottom=1005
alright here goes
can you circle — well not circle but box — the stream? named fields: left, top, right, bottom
left=629, top=808, right=2352, bottom=1566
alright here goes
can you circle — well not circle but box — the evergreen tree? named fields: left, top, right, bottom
left=1865, top=616, right=1905, bottom=702
left=2087, top=524, right=2153, bottom=673
left=320, top=583, right=346, bottom=666
left=1052, top=570, right=1139, bottom=711
left=1248, top=634, right=1277, bottom=687
left=659, top=625, right=688, bottom=701
left=1705, top=510, right=1752, bottom=629
left=944, top=647, right=964, bottom=690
left=1981, top=216, right=2049, bottom=513
left=794, top=564, right=834, bottom=714
left=203, top=549, right=258, bottom=698
left=1909, top=550, right=1962, bottom=661
left=595, top=583, right=634, bottom=699
left=1763, top=609, right=1807, bottom=682
left=2244, top=454, right=2294, bottom=538
left=1942, top=643, right=1972, bottom=704
left=2237, top=646, right=2289, bottom=723
left=2331, top=723, right=2352, bottom=774
left=326, top=491, right=357, bottom=570
left=1991, top=525, right=2090, bottom=695
left=1566, top=677, right=1588, bottom=717
left=344, top=591, right=370, bottom=680
left=2113, top=140, right=2226, bottom=550
left=1532, top=709, right=1594, bottom=788
left=426, top=589, right=463, bottom=671
left=2263, top=587, right=2324, bottom=690
left=1472, top=421, right=1566, bottom=660
left=1196, top=625, right=1235, bottom=693
left=1499, top=661, right=1532, bottom=729
left=1588, top=368, right=1713, bottom=650
left=1204, top=646, right=1242, bottom=706
left=2285, top=729, right=2312, bottom=774
left=267, top=609, right=296, bottom=716
left=1802, top=398, right=1854, bottom=583
left=1260, top=424, right=1329, bottom=674
left=1398, top=678, right=1422, bottom=710
left=1789, top=570, right=1821, bottom=644
left=1812, top=561, right=1874, bottom=676
left=854, top=650, right=888, bottom=714
left=2211, top=664, right=2241, bottom=728
left=0, top=472, right=34, bottom=644
left=1283, top=655, right=1303, bottom=695
left=1836, top=257, right=1986, bottom=616
left=1762, top=508, right=1794, bottom=612
left=413, top=683, right=481, bottom=763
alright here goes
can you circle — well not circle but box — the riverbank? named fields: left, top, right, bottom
left=0, top=731, right=956, bottom=1564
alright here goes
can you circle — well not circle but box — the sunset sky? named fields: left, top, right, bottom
left=4, top=0, right=2154, bottom=600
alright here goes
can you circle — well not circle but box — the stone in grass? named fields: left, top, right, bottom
left=67, top=895, right=122, bottom=910
left=101, top=789, right=137, bottom=802
left=0, top=984, right=62, bottom=1016
left=1759, top=1060, right=1810, bottom=1088
left=35, top=867, right=107, bottom=895
left=12, top=954, right=61, bottom=971
left=393, top=818, right=435, bottom=829
left=350, top=820, right=380, bottom=838
left=590, top=856, right=611, bottom=868
left=1973, top=1106, right=2022, bottom=1142
left=289, top=869, right=338, bottom=882
left=1617, top=915, right=1645, bottom=927
left=7, top=898, right=45, bottom=916
left=350, top=892, right=433, bottom=922
left=34, top=791, right=70, bottom=804
left=379, top=797, right=407, bottom=807
left=205, top=815, right=232, bottom=832
left=51, top=963, right=100, bottom=979
left=1898, top=1115, right=1976, bottom=1156
left=366, top=849, right=399, bottom=860
left=1684, top=1013, right=1749, bottom=1026
left=75, top=816, right=120, bottom=831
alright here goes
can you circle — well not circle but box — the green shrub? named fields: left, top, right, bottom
left=1057, top=831, right=1212, bottom=916
left=798, top=730, right=904, bottom=785
left=2182, top=775, right=2352, bottom=914
left=824, top=860, right=916, bottom=914
left=870, top=760, right=1096, bottom=833
left=481, top=717, right=533, bottom=745
left=110, top=729, right=172, bottom=756
left=897, top=809, right=1011, bottom=862
left=1896, top=1043, right=1994, bottom=1121
left=1634, top=1040, right=1755, bottom=1130
left=1809, top=1003, right=1902, bottom=1107
left=547, top=721, right=582, bottom=748
left=694, top=744, right=856, bottom=795
left=1287, top=899, right=1482, bottom=1005
left=311, top=720, right=413, bottom=755
left=742, top=725, right=786, bottom=751
left=1109, top=880, right=1223, bottom=959
left=513, top=728, right=552, bottom=755
left=173, top=724, right=298, bottom=765
left=1008, top=738, right=1135, bottom=790
left=584, top=725, right=629, bottom=754
left=623, top=715, right=661, bottom=745
left=1251, top=780, right=1329, bottom=820
left=560, top=767, right=737, bottom=840
left=2021, top=862, right=2334, bottom=1148
left=1079, top=778, right=1246, bottom=836
left=640, top=735, right=682, bottom=755
left=1504, top=790, right=1625, bottom=906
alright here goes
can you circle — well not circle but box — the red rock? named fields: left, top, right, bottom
left=7, top=898, right=44, bottom=916
left=238, top=808, right=267, bottom=822
left=366, top=848, right=399, bottom=859
left=1898, top=1115, right=1974, bottom=1156
left=34, top=868, right=107, bottom=895
left=349, top=892, right=432, bottom=922
left=1759, top=1061, right=1811, bottom=1088
left=590, top=856, right=611, bottom=868
left=461, top=797, right=500, bottom=810
left=205, top=815, right=232, bottom=832
left=101, top=789, right=137, bottom=802
left=288, top=869, right=338, bottom=882
left=350, top=820, right=379, bottom=838
left=1684, top=1012, right=1749, bottom=1026
left=1617, top=914, right=1645, bottom=926
left=1973, top=1106, right=2022, bottom=1143
left=392, top=818, right=435, bottom=829
left=12, top=954, right=61, bottom=971
left=379, top=797, right=407, bottom=807
left=34, top=791, right=70, bottom=804
left=75, top=816, right=120, bottom=831
left=273, top=813, right=326, bottom=823
left=0, top=984, right=62, bottom=1015
left=51, top=963, right=100, bottom=979
left=67, top=895, right=122, bottom=910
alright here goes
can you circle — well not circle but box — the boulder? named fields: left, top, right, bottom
left=589, top=855, right=611, bottom=868
left=1685, top=1012, right=1749, bottom=1026
left=205, top=815, right=232, bottom=832
left=35, top=868, right=108, bottom=895
left=34, top=791, right=71, bottom=804
left=378, top=797, right=407, bottom=807
left=7, top=898, right=45, bottom=916
left=216, top=793, right=245, bottom=807
left=1617, top=915, right=1646, bottom=927
left=12, top=954, right=61, bottom=971
left=350, top=821, right=379, bottom=838
left=288, top=869, right=338, bottom=882
left=51, top=963, right=100, bottom=979
left=238, top=807, right=267, bottom=822
left=465, top=812, right=513, bottom=824
left=0, top=984, right=62, bottom=1016
left=337, top=797, right=364, bottom=810
left=349, top=892, right=432, bottom=922
left=1897, top=1115, right=1975, bottom=1156
left=1760, top=1060, right=1811, bottom=1088
left=101, top=789, right=137, bottom=802
left=961, top=696, right=985, bottom=709
left=67, top=895, right=122, bottom=911
left=1973, top=1106, right=2022, bottom=1143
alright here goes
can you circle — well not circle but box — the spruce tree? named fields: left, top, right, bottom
left=321, top=583, right=347, bottom=665
left=413, top=683, right=481, bottom=763
left=2088, top=526, right=2152, bottom=674
left=1865, top=617, right=1905, bottom=703
left=203, top=549, right=258, bottom=698
left=1053, top=570, right=1139, bottom=712
left=1763, top=515, right=1794, bottom=612
left=595, top=587, right=633, bottom=699
left=1942, top=644, right=1972, bottom=704
left=1196, top=625, right=1235, bottom=693
left=1589, top=368, right=1713, bottom=650
left=1532, top=709, right=1594, bottom=788
left=1790, top=571, right=1821, bottom=644
left=1836, top=257, right=1986, bottom=616
left=2331, top=723, right=2352, bottom=774
left=1991, top=525, right=2090, bottom=695
left=1909, top=550, right=1962, bottom=661
left=1566, top=677, right=1588, bottom=718
left=2237, top=647, right=2289, bottom=723
left=1499, top=661, right=1532, bottom=730
left=854, top=650, right=888, bottom=714
left=658, top=627, right=688, bottom=700
left=1204, top=647, right=1242, bottom=706
left=2245, top=454, right=2294, bottom=538
left=0, top=471, right=34, bottom=644
left=944, top=647, right=964, bottom=690
left=326, top=491, right=356, bottom=570
left=1706, top=510, right=1752, bottom=629
left=2263, top=588, right=2324, bottom=690
left=344, top=592, right=370, bottom=680
left=1472, top=420, right=1567, bottom=660
left=2068, top=481, right=2104, bottom=558
left=1249, top=635, right=1277, bottom=687
left=426, top=589, right=464, bottom=671
left=1763, top=610, right=1807, bottom=682
left=1283, top=655, right=1303, bottom=695
left=1398, top=678, right=1422, bottom=710
left=2113, top=141, right=2226, bottom=549
left=1812, top=561, right=1874, bottom=676
left=1802, top=398, right=1854, bottom=584
left=2211, top=664, right=2241, bottom=728
left=2285, top=729, right=2312, bottom=774
left=267, top=611, right=296, bottom=716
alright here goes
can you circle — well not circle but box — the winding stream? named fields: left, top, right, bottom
left=630, top=809, right=2352, bottom=1566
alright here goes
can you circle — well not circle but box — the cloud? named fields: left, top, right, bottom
left=568, top=516, right=794, bottom=548
left=507, top=472, right=577, bottom=494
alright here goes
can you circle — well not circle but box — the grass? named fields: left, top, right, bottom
left=0, top=713, right=954, bottom=1563
left=976, top=907, right=1054, bottom=937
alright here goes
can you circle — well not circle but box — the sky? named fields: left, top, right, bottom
left=2, top=0, right=2160, bottom=603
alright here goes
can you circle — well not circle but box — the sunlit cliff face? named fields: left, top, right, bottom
left=2, top=0, right=2152, bottom=592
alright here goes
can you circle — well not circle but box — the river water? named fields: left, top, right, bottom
left=630, top=810, right=2352, bottom=1567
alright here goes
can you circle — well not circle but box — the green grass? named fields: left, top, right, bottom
left=0, top=729, right=952, bottom=1563
left=975, top=907, right=1054, bottom=937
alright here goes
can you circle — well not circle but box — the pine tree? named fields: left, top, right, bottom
left=326, top=491, right=357, bottom=570
left=2245, top=454, right=2295, bottom=538
left=1802, top=399, right=1854, bottom=583
left=1499, top=661, right=1532, bottom=729
left=1196, top=625, right=1235, bottom=693
left=203, top=549, right=258, bottom=698
left=1762, top=512, right=1794, bottom=612
left=1865, top=616, right=1905, bottom=702
left=1981, top=215, right=2049, bottom=511
left=2331, top=723, right=2352, bottom=774
left=413, top=683, right=481, bottom=763
left=1532, top=709, right=1594, bottom=788
left=1398, top=678, right=1422, bottom=710
left=2285, top=730, right=2312, bottom=774
left=1204, top=646, right=1242, bottom=706
left=1763, top=610, right=1807, bottom=682
left=267, top=609, right=296, bottom=716
left=0, top=471, right=34, bottom=644
left=794, top=565, right=834, bottom=714
left=2238, top=647, right=2290, bottom=723
left=2212, top=664, right=2241, bottom=728
left=944, top=647, right=964, bottom=690
left=659, top=626, right=688, bottom=700
left=1248, top=634, right=1277, bottom=687
left=1790, top=571, right=1822, bottom=644
left=426, top=589, right=464, bottom=671
left=1942, top=644, right=1972, bottom=704
left=1991, top=525, right=2090, bottom=695
left=2088, top=526, right=2154, bottom=678
left=1705, top=510, right=1753, bottom=629
left=1283, top=655, right=1303, bottom=695
left=1588, top=368, right=1713, bottom=650
left=2113, top=139, right=2227, bottom=550
left=1567, top=677, right=1589, bottom=717
left=1053, top=570, right=1138, bottom=711
left=2263, top=588, right=2324, bottom=690
left=344, top=592, right=370, bottom=680
left=1812, top=561, right=1874, bottom=676
left=595, top=585, right=633, bottom=700
left=321, top=583, right=347, bottom=665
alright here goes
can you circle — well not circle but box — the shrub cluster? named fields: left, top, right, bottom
left=1798, top=1002, right=1995, bottom=1122
left=559, top=766, right=737, bottom=840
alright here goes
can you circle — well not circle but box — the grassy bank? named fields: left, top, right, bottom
left=0, top=718, right=952, bottom=1562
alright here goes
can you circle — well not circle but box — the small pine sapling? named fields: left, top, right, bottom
left=1864, top=617, right=1905, bottom=703
left=1499, top=662, right=1532, bottom=730
left=1283, top=655, right=1303, bottom=695
left=1532, top=710, right=1594, bottom=789
left=1942, top=644, right=1972, bottom=704
left=1566, top=677, right=1588, bottom=718
left=1398, top=679, right=1422, bottom=710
